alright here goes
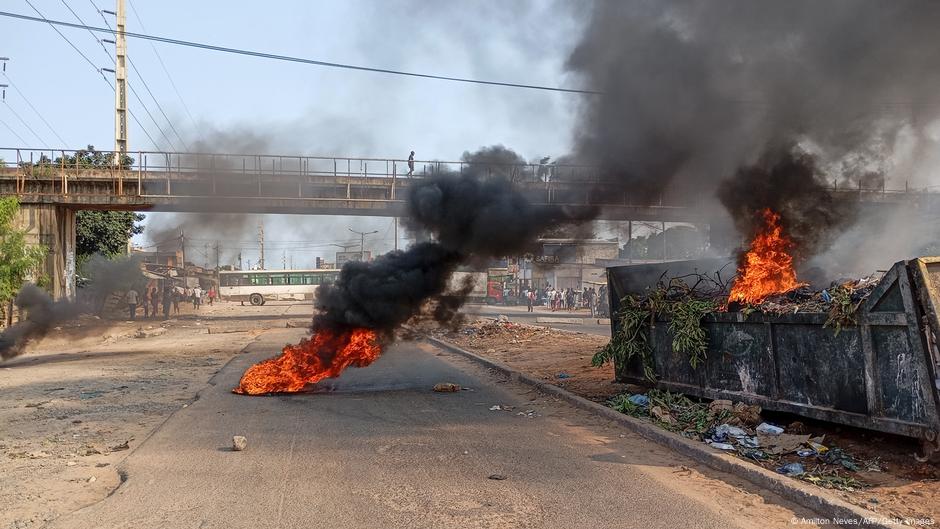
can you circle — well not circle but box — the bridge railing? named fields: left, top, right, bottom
left=0, top=147, right=929, bottom=208
left=0, top=147, right=604, bottom=183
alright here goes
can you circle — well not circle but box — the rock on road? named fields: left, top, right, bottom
left=49, top=329, right=817, bottom=529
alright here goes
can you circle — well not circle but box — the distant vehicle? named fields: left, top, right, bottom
left=449, top=272, right=487, bottom=303
left=218, top=269, right=340, bottom=306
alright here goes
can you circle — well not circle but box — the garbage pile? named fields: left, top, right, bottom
left=609, top=390, right=877, bottom=491
left=438, top=316, right=560, bottom=343
left=744, top=274, right=881, bottom=315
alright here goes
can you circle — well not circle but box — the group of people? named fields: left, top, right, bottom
left=125, top=284, right=217, bottom=321
left=526, top=284, right=608, bottom=317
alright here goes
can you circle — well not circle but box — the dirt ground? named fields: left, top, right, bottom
left=432, top=317, right=940, bottom=524
left=0, top=300, right=305, bottom=529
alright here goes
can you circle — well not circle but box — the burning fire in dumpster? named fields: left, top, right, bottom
left=233, top=328, right=381, bottom=395
left=728, top=209, right=804, bottom=305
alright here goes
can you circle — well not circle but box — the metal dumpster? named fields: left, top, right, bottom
left=607, top=257, right=940, bottom=458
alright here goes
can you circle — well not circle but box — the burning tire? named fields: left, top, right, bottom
left=249, top=293, right=264, bottom=306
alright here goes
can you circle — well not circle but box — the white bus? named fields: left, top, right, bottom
left=218, top=269, right=340, bottom=306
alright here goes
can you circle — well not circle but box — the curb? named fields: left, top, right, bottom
left=424, top=335, right=888, bottom=527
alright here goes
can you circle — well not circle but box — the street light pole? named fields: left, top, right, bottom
left=348, top=228, right=378, bottom=262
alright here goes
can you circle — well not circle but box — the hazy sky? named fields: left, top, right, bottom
left=0, top=0, right=589, bottom=266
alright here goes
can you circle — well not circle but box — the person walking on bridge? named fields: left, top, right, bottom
left=407, top=151, right=415, bottom=176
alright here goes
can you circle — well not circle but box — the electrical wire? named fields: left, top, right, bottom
left=123, top=0, right=199, bottom=132
left=57, top=0, right=180, bottom=151
left=0, top=9, right=601, bottom=95
left=0, top=114, right=29, bottom=144
left=23, top=0, right=160, bottom=149
left=1, top=99, right=49, bottom=147
left=1, top=71, right=68, bottom=145
left=85, top=1, right=189, bottom=150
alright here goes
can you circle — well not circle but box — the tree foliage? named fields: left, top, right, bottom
left=0, top=197, right=46, bottom=306
left=76, top=210, right=145, bottom=261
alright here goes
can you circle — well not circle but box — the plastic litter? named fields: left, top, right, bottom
left=715, top=424, right=749, bottom=439
left=796, top=449, right=816, bottom=457
left=556, top=372, right=572, bottom=379
left=776, top=462, right=805, bottom=476
left=489, top=405, right=502, bottom=411
left=821, top=289, right=832, bottom=303
left=627, top=394, right=650, bottom=407
left=756, top=423, right=784, bottom=435
left=738, top=436, right=761, bottom=449
left=808, top=441, right=829, bottom=454
left=433, top=383, right=461, bottom=392
left=707, top=441, right=736, bottom=451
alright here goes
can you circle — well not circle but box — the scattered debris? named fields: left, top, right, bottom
left=487, top=474, right=507, bottom=480
left=756, top=423, right=784, bottom=435
left=777, top=463, right=805, bottom=477
left=556, top=372, right=572, bottom=379
left=489, top=405, right=502, bottom=411
left=606, top=389, right=882, bottom=493
left=86, top=476, right=97, bottom=483
left=109, top=439, right=132, bottom=452
left=432, top=383, right=461, bottom=392
left=232, top=435, right=248, bottom=451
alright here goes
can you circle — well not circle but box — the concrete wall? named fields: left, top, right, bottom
left=15, top=204, right=76, bottom=300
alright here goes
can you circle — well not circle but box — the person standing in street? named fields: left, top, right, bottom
left=192, top=286, right=202, bottom=310
left=407, top=150, right=415, bottom=176
left=143, top=287, right=152, bottom=318
left=527, top=289, right=535, bottom=312
left=162, top=286, right=173, bottom=320
left=126, top=289, right=139, bottom=321
left=150, top=288, right=160, bottom=320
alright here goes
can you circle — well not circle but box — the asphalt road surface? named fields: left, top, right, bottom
left=50, top=329, right=813, bottom=529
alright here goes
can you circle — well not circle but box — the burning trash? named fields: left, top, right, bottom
left=234, top=328, right=381, bottom=395
left=232, top=147, right=593, bottom=395
left=728, top=209, right=804, bottom=305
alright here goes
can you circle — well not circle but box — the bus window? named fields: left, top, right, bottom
left=250, top=274, right=269, bottom=286
left=288, top=274, right=304, bottom=285
left=270, top=274, right=286, bottom=285
left=324, top=272, right=339, bottom=284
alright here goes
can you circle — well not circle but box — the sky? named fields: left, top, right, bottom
left=0, top=0, right=594, bottom=268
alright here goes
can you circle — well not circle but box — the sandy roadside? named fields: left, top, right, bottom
left=0, top=302, right=304, bottom=529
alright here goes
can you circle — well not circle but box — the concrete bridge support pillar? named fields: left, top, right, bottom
left=15, top=204, right=77, bottom=300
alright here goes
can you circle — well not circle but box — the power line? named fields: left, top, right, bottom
left=57, top=0, right=180, bottom=151
left=23, top=0, right=160, bottom=149
left=87, top=1, right=189, bottom=150
left=1, top=71, right=68, bottom=145
left=124, top=0, right=199, bottom=132
left=0, top=10, right=601, bottom=95
left=0, top=114, right=29, bottom=144
left=2, top=100, right=49, bottom=147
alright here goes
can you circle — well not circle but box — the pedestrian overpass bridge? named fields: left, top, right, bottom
left=2, top=146, right=938, bottom=300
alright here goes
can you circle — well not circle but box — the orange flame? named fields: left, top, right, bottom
left=728, top=209, right=803, bottom=305
left=233, top=328, right=382, bottom=395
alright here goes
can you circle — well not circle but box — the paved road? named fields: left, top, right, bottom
left=51, top=330, right=812, bottom=529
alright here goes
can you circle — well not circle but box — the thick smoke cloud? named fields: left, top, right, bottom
left=567, top=1, right=940, bottom=264
left=313, top=147, right=593, bottom=335
left=0, top=285, right=79, bottom=360
left=717, top=147, right=856, bottom=260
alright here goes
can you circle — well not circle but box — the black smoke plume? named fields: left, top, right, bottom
left=0, top=284, right=79, bottom=361
left=717, top=147, right=856, bottom=261
left=566, top=1, right=940, bottom=264
left=313, top=148, right=594, bottom=336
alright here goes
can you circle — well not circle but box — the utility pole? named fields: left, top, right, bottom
left=215, top=241, right=220, bottom=270
left=282, top=250, right=287, bottom=270
left=204, top=242, right=209, bottom=268
left=113, top=0, right=128, bottom=158
left=179, top=227, right=186, bottom=268
left=258, top=220, right=265, bottom=269
left=348, top=228, right=378, bottom=262
left=394, top=218, right=399, bottom=251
